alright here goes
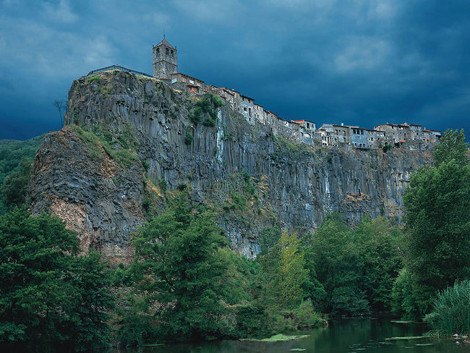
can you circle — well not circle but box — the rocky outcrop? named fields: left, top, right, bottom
left=29, top=70, right=433, bottom=261
left=30, top=128, right=144, bottom=261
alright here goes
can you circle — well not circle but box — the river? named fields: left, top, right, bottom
left=114, top=318, right=470, bottom=353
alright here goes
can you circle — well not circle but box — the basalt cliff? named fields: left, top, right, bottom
left=29, top=70, right=433, bottom=262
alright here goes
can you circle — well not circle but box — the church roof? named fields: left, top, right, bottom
left=155, top=38, right=174, bottom=48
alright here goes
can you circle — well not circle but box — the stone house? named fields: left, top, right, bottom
left=367, top=129, right=385, bottom=148
left=318, top=123, right=352, bottom=147
left=170, top=73, right=204, bottom=93
left=375, top=123, right=411, bottom=145
left=350, top=127, right=368, bottom=149
left=240, top=95, right=255, bottom=123
left=421, top=129, right=441, bottom=143
left=215, top=87, right=241, bottom=111
left=291, top=120, right=316, bottom=134
left=253, top=104, right=265, bottom=124
left=332, top=124, right=351, bottom=145
left=316, top=127, right=334, bottom=146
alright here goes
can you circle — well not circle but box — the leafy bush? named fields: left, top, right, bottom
left=184, top=129, right=193, bottom=145
left=203, top=117, right=216, bottom=127
left=382, top=143, right=392, bottom=152
left=391, top=269, right=422, bottom=319
left=177, top=183, right=187, bottom=191
left=235, top=305, right=268, bottom=338
left=424, top=280, right=470, bottom=336
left=141, top=159, right=150, bottom=172
left=189, top=94, right=222, bottom=126
left=292, top=300, right=326, bottom=328
left=88, top=76, right=100, bottom=83
left=158, top=178, right=167, bottom=192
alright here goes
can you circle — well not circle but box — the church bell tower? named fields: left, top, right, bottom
left=153, top=37, right=177, bottom=80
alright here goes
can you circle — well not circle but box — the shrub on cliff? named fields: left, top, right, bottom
left=189, top=93, right=223, bottom=127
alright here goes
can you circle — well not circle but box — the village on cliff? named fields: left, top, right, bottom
left=88, top=38, right=442, bottom=151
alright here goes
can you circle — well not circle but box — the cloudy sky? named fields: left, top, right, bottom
left=0, top=0, right=469, bottom=140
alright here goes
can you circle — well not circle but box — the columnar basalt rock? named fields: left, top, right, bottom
left=29, top=70, right=433, bottom=261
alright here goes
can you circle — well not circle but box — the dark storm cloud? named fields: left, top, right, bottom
left=0, top=0, right=469, bottom=139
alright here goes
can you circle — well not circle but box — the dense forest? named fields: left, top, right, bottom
left=0, top=136, right=43, bottom=214
left=0, top=130, right=468, bottom=351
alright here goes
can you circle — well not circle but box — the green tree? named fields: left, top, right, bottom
left=310, top=216, right=369, bottom=316
left=391, top=269, right=421, bottom=319
left=401, top=129, right=470, bottom=316
left=131, top=194, right=233, bottom=341
left=355, top=217, right=403, bottom=311
left=255, top=231, right=325, bottom=332
left=277, top=231, right=309, bottom=310
left=64, top=249, right=115, bottom=349
left=310, top=215, right=403, bottom=315
left=1, top=157, right=33, bottom=209
left=0, top=207, right=114, bottom=350
left=434, top=129, right=468, bottom=167
left=0, top=136, right=42, bottom=214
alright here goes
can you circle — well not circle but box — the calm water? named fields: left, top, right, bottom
left=115, top=318, right=470, bottom=353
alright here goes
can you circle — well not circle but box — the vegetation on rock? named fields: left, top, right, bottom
left=70, top=123, right=140, bottom=167
left=189, top=93, right=223, bottom=127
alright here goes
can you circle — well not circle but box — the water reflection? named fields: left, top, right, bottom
left=114, top=318, right=470, bottom=353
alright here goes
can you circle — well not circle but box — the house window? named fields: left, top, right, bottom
left=166, top=48, right=169, bottom=55
left=171, top=50, right=174, bottom=58
left=156, top=48, right=160, bottom=56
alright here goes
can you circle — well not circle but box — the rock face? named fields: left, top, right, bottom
left=29, top=70, right=433, bottom=261
left=30, top=128, right=144, bottom=261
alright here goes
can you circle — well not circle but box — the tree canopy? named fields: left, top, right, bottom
left=310, top=215, right=403, bottom=316
left=0, top=207, right=114, bottom=351
left=398, top=129, right=470, bottom=316
left=131, top=194, right=232, bottom=341
left=0, top=136, right=42, bottom=213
